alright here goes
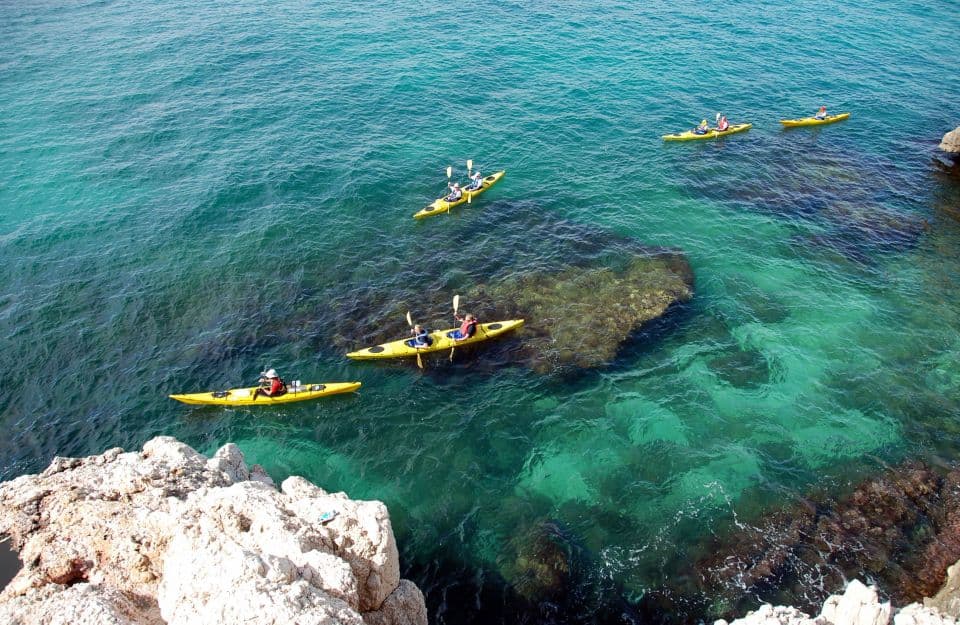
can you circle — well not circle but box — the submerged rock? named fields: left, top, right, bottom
left=0, top=437, right=427, bottom=625
left=693, top=462, right=960, bottom=618
left=332, top=207, right=694, bottom=375
left=507, top=520, right=577, bottom=601
left=467, top=252, right=693, bottom=374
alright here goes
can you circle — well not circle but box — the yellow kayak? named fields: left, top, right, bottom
left=779, top=112, right=851, bottom=127
left=169, top=382, right=361, bottom=406
left=413, top=171, right=505, bottom=219
left=347, top=319, right=524, bottom=359
left=663, top=123, right=752, bottom=141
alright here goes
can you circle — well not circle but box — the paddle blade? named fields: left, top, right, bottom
left=453, top=294, right=460, bottom=313
left=466, top=159, right=473, bottom=171
left=406, top=311, right=413, bottom=327
left=446, top=166, right=452, bottom=179
left=467, top=193, right=471, bottom=204
left=416, top=351, right=423, bottom=369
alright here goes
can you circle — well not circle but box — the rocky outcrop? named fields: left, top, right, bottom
left=0, top=437, right=427, bottom=625
left=467, top=252, right=693, bottom=373
left=694, top=462, right=960, bottom=616
left=940, top=128, right=960, bottom=153
left=925, top=561, right=960, bottom=619
left=327, top=208, right=695, bottom=377
left=716, top=580, right=954, bottom=625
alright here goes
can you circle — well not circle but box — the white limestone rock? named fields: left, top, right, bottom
left=362, top=580, right=429, bottom=625
left=719, top=602, right=823, bottom=625
left=0, top=437, right=426, bottom=625
left=716, top=580, right=960, bottom=625
left=281, top=476, right=400, bottom=612
left=926, top=561, right=960, bottom=619
left=895, top=603, right=957, bottom=625
left=820, top=580, right=891, bottom=625
left=940, top=127, right=960, bottom=154
left=0, top=583, right=162, bottom=625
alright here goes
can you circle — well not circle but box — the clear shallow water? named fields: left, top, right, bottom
left=1, top=0, right=959, bottom=621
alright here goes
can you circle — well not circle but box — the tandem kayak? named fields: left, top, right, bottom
left=347, top=319, right=524, bottom=359
left=779, top=112, right=851, bottom=127
left=169, top=381, right=361, bottom=406
left=413, top=171, right=505, bottom=219
left=663, top=123, right=752, bottom=141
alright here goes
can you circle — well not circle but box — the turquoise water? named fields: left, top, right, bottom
left=2, top=0, right=959, bottom=621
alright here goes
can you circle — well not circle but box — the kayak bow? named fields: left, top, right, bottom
left=169, top=381, right=361, bottom=406
left=347, top=319, right=524, bottom=359
left=414, top=170, right=505, bottom=219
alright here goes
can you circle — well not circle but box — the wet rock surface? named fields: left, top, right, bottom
left=0, top=437, right=427, bottom=625
left=691, top=462, right=960, bottom=618
left=717, top=578, right=960, bottom=625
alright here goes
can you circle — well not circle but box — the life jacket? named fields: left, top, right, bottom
left=270, top=377, right=286, bottom=395
left=718, top=117, right=729, bottom=131
left=459, top=318, right=477, bottom=338
left=414, top=328, right=432, bottom=345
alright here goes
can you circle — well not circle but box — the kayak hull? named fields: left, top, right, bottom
left=169, top=382, right=361, bottom=406
left=347, top=319, right=524, bottom=359
left=414, top=170, right=505, bottom=219
left=663, top=123, right=752, bottom=142
left=779, top=112, right=851, bottom=127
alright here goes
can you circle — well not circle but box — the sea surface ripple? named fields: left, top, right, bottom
left=1, top=0, right=959, bottom=622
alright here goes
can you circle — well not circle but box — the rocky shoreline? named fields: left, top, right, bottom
left=718, top=576, right=960, bottom=625
left=0, top=437, right=427, bottom=625
left=6, top=439, right=960, bottom=625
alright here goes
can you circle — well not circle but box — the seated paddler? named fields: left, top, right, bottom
left=449, top=313, right=478, bottom=341
left=445, top=182, right=462, bottom=202
left=465, top=170, right=483, bottom=191
left=408, top=324, right=433, bottom=348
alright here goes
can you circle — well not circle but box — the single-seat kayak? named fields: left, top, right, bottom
left=347, top=319, right=524, bottom=360
left=779, top=112, right=851, bottom=127
left=169, top=381, right=361, bottom=406
left=413, top=170, right=505, bottom=219
left=663, top=123, right=752, bottom=141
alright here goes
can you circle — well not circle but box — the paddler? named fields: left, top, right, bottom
left=693, top=119, right=710, bottom=135
left=716, top=113, right=730, bottom=132
left=409, top=324, right=433, bottom=348
left=814, top=105, right=828, bottom=120
left=445, top=182, right=462, bottom=202
left=252, top=368, right=287, bottom=400
left=465, top=170, right=483, bottom=191
left=450, top=313, right=478, bottom=342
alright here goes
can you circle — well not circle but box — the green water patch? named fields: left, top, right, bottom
left=605, top=395, right=690, bottom=447
left=790, top=409, right=901, bottom=469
